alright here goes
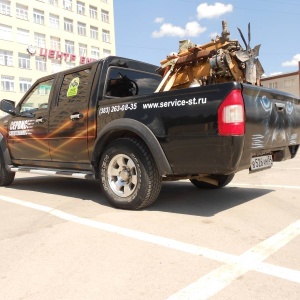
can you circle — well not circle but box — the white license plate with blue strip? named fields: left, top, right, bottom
left=250, top=155, right=273, bottom=171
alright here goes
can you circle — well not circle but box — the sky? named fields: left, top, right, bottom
left=113, top=0, right=300, bottom=77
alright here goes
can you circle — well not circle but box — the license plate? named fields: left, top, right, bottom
left=250, top=155, right=273, bottom=171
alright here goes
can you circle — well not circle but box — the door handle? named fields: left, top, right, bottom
left=70, top=113, right=83, bottom=121
left=35, top=117, right=46, bottom=124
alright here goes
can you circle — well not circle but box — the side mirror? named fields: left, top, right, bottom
left=0, top=99, right=16, bottom=116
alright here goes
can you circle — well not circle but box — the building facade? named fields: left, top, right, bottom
left=261, top=62, right=300, bottom=97
left=0, top=0, right=115, bottom=105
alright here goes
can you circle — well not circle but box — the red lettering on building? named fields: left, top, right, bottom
left=79, top=56, right=86, bottom=64
left=48, top=50, right=55, bottom=59
left=79, top=57, right=97, bottom=64
left=38, top=48, right=96, bottom=65
left=39, top=48, right=47, bottom=58
left=56, top=52, right=63, bottom=60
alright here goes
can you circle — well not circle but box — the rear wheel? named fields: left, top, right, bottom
left=0, top=152, right=15, bottom=186
left=190, top=174, right=234, bottom=189
left=99, top=138, right=162, bottom=210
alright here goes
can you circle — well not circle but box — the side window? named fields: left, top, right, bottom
left=20, top=79, right=54, bottom=112
left=105, top=67, right=161, bottom=98
left=58, top=68, right=92, bottom=106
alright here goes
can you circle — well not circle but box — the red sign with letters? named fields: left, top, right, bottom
left=39, top=48, right=97, bottom=65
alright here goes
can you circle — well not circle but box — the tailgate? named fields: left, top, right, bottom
left=240, top=84, right=300, bottom=168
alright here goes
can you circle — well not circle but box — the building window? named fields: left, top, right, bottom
left=51, top=59, right=61, bottom=73
left=1, top=75, right=14, bottom=91
left=63, top=0, right=72, bottom=10
left=90, top=26, right=98, bottom=39
left=77, top=1, right=85, bottom=14
left=284, top=79, right=295, bottom=88
left=103, top=49, right=111, bottom=57
left=34, top=33, right=46, bottom=48
left=35, top=57, right=47, bottom=71
left=89, top=5, right=97, bottom=19
left=0, top=0, right=10, bottom=16
left=101, top=10, right=109, bottom=23
left=18, top=53, right=31, bottom=69
left=77, top=22, right=86, bottom=36
left=16, top=4, right=28, bottom=20
left=66, top=62, right=75, bottom=69
left=65, top=40, right=74, bottom=54
left=64, top=18, right=73, bottom=32
left=17, top=28, right=29, bottom=44
left=49, top=14, right=59, bottom=28
left=79, top=43, right=87, bottom=56
left=91, top=47, right=99, bottom=59
left=0, top=24, right=12, bottom=41
left=0, top=50, right=13, bottom=66
left=49, top=0, right=58, bottom=6
left=101, top=0, right=108, bottom=3
left=102, top=30, right=110, bottom=43
left=19, top=78, right=32, bottom=93
left=50, top=36, right=61, bottom=51
left=268, top=82, right=278, bottom=89
left=33, top=9, right=44, bottom=25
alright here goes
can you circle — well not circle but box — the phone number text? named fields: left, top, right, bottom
left=99, top=103, right=137, bottom=115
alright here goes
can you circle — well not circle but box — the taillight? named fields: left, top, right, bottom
left=218, top=89, right=245, bottom=136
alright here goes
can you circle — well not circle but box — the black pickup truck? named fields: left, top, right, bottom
left=0, top=56, right=299, bottom=209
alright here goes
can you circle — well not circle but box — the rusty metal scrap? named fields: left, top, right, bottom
left=155, top=21, right=264, bottom=92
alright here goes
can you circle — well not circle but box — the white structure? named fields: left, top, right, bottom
left=261, top=62, right=300, bottom=97
left=0, top=0, right=115, bottom=105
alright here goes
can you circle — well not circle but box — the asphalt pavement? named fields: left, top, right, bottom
left=0, top=155, right=299, bottom=300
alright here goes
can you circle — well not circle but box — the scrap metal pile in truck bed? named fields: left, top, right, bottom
left=155, top=21, right=264, bottom=92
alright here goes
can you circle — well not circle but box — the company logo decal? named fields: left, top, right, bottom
left=9, top=120, right=35, bottom=136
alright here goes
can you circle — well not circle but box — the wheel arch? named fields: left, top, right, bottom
left=91, top=118, right=173, bottom=177
left=0, top=132, right=12, bottom=169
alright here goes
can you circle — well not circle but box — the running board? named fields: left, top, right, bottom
left=8, top=166, right=95, bottom=180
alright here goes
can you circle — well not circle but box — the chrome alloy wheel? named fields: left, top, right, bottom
left=107, top=154, right=138, bottom=197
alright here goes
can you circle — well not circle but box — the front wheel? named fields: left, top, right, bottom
left=190, top=174, right=235, bottom=189
left=0, top=152, right=15, bottom=186
left=99, top=138, right=162, bottom=210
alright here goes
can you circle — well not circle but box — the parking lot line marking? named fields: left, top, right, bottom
left=168, top=220, right=300, bottom=299
left=231, top=183, right=300, bottom=189
left=272, top=167, right=300, bottom=170
left=0, top=194, right=299, bottom=299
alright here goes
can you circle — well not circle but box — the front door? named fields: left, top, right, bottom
left=48, top=68, right=93, bottom=165
left=7, top=78, right=54, bottom=162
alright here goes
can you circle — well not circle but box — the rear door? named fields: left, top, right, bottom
left=7, top=78, right=54, bottom=161
left=48, top=67, right=95, bottom=164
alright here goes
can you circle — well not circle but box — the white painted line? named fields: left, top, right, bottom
left=231, top=183, right=300, bottom=189
left=251, top=261, right=300, bottom=284
left=0, top=195, right=239, bottom=264
left=168, top=220, right=300, bottom=299
left=0, top=195, right=299, bottom=299
left=272, top=167, right=300, bottom=170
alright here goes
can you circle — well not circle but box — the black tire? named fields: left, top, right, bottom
left=0, top=152, right=15, bottom=186
left=99, top=137, right=162, bottom=210
left=190, top=174, right=234, bottom=189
